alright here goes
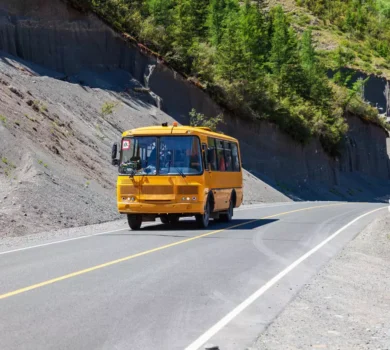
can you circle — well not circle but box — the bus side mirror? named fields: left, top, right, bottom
left=111, top=142, right=119, bottom=166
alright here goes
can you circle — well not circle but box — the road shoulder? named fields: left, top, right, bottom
left=253, top=212, right=390, bottom=350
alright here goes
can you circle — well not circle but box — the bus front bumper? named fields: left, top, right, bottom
left=118, top=201, right=205, bottom=215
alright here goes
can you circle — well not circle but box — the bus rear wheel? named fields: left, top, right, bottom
left=169, top=215, right=180, bottom=225
left=160, top=215, right=170, bottom=224
left=196, top=198, right=211, bottom=228
left=127, top=214, right=142, bottom=230
left=220, top=199, right=233, bottom=222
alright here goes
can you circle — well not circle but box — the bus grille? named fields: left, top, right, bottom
left=141, top=186, right=174, bottom=195
left=120, top=185, right=138, bottom=195
left=177, top=186, right=198, bottom=195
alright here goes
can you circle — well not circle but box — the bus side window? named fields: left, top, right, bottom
left=224, top=141, right=233, bottom=172
left=230, top=143, right=240, bottom=172
left=202, top=144, right=208, bottom=170
left=217, top=140, right=226, bottom=171
left=207, top=138, right=218, bottom=171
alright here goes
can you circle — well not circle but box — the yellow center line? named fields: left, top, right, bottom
left=0, top=203, right=344, bottom=300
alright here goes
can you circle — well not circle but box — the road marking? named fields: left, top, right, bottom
left=0, top=228, right=127, bottom=256
left=0, top=203, right=343, bottom=300
left=185, top=206, right=386, bottom=350
left=0, top=222, right=158, bottom=256
left=0, top=203, right=300, bottom=256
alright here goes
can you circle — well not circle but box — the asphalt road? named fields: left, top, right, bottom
left=0, top=202, right=386, bottom=350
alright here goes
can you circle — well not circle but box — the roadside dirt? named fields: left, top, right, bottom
left=254, top=211, right=390, bottom=350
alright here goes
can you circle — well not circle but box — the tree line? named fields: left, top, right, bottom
left=70, top=0, right=385, bottom=155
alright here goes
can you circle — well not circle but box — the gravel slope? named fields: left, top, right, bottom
left=253, top=211, right=390, bottom=350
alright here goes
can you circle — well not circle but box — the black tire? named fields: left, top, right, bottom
left=220, top=198, right=234, bottom=222
left=196, top=198, right=211, bottom=228
left=127, top=214, right=142, bottom=230
left=160, top=215, right=169, bottom=224
left=169, top=215, right=180, bottom=225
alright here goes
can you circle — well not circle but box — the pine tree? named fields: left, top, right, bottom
left=208, top=0, right=239, bottom=46
left=238, top=0, right=267, bottom=80
left=300, top=29, right=316, bottom=71
left=147, top=0, right=174, bottom=27
left=188, top=0, right=210, bottom=39
left=299, top=29, right=332, bottom=106
left=216, top=11, right=242, bottom=82
left=269, top=6, right=290, bottom=75
left=170, top=0, right=196, bottom=61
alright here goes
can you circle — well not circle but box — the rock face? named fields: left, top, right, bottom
left=0, top=0, right=389, bottom=201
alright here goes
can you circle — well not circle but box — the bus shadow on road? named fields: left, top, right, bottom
left=137, top=218, right=278, bottom=233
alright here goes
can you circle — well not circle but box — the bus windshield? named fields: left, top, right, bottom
left=119, top=136, right=203, bottom=176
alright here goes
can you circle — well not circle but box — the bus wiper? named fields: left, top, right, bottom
left=129, top=169, right=135, bottom=179
left=177, top=168, right=186, bottom=178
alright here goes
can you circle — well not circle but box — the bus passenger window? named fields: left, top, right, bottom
left=224, top=141, right=233, bottom=172
left=207, top=138, right=217, bottom=171
left=231, top=143, right=240, bottom=172
left=217, top=140, right=226, bottom=171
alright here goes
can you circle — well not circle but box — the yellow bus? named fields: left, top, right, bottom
left=111, top=122, right=243, bottom=230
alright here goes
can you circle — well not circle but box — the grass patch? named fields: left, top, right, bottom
left=2, top=156, right=16, bottom=177
left=0, top=115, right=6, bottom=125
left=101, top=101, right=119, bottom=117
left=31, top=100, right=48, bottom=114
left=95, top=123, right=106, bottom=140
left=25, top=114, right=36, bottom=122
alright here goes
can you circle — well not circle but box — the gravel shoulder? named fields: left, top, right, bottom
left=253, top=211, right=390, bottom=350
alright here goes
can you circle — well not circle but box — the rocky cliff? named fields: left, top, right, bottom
left=0, top=0, right=389, bottom=202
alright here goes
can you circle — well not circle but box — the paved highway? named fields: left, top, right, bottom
left=0, top=202, right=386, bottom=350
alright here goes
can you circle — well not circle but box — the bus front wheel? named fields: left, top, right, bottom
left=128, top=214, right=142, bottom=230
left=196, top=198, right=211, bottom=228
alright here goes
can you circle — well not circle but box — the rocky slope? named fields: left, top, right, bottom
left=0, top=0, right=390, bottom=236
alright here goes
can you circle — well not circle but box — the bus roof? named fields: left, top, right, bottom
left=122, top=124, right=238, bottom=143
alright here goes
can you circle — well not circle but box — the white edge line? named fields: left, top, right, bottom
left=0, top=221, right=166, bottom=256
left=0, top=203, right=299, bottom=256
left=185, top=206, right=386, bottom=350
left=0, top=228, right=129, bottom=256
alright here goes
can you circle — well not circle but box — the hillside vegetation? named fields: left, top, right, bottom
left=297, top=0, right=390, bottom=76
left=67, top=0, right=389, bottom=155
